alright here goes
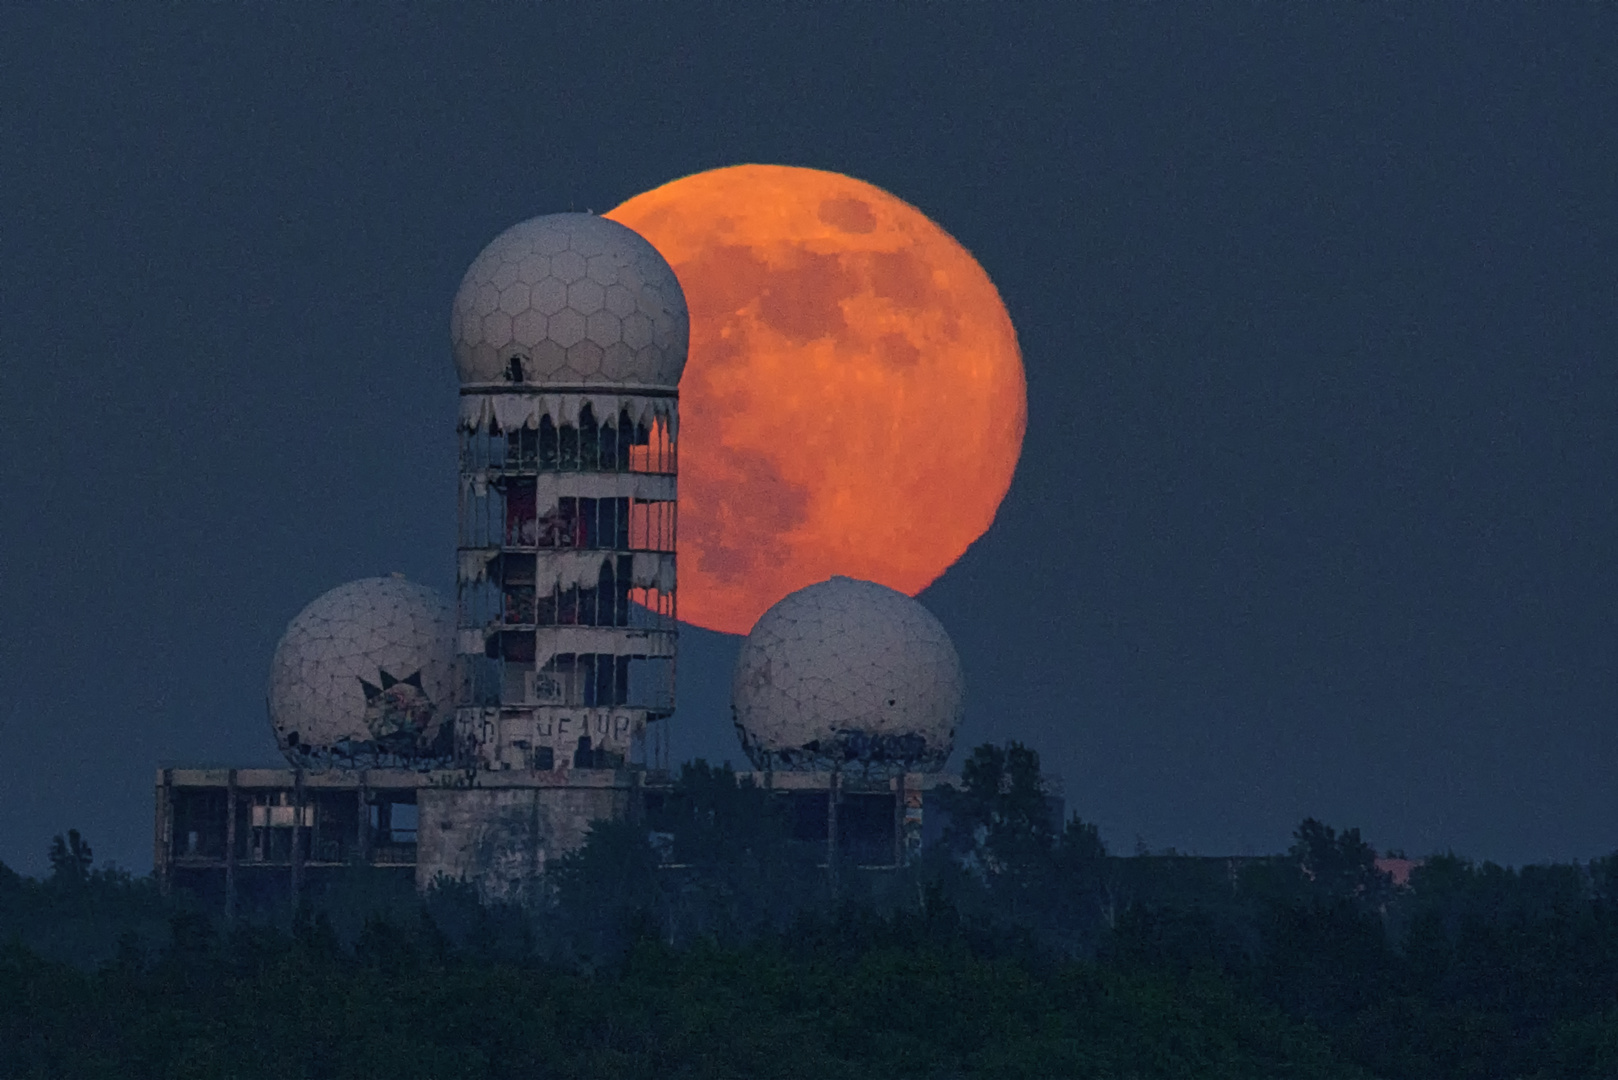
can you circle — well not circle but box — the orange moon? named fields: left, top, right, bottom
left=606, top=165, right=1026, bottom=636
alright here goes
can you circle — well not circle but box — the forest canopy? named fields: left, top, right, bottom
left=4, top=744, right=1618, bottom=1080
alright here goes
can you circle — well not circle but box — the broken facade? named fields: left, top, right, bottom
left=155, top=214, right=697, bottom=906
left=153, top=766, right=634, bottom=913
left=152, top=766, right=975, bottom=914
left=454, top=392, right=678, bottom=775
left=153, top=213, right=1002, bottom=910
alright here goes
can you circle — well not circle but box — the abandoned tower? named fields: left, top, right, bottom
left=153, top=212, right=988, bottom=911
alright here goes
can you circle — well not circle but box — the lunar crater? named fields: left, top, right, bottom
left=817, top=196, right=877, bottom=234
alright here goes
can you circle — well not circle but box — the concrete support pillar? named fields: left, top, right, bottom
left=826, top=769, right=840, bottom=893
left=154, top=769, right=173, bottom=897
left=527, top=791, right=543, bottom=887
left=224, top=770, right=238, bottom=924
left=290, top=769, right=305, bottom=906
left=893, top=773, right=905, bottom=868
left=356, top=772, right=371, bottom=865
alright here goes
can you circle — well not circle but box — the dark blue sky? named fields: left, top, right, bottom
left=2, top=5, right=1614, bottom=874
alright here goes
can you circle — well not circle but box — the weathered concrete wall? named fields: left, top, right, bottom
left=417, top=772, right=636, bottom=902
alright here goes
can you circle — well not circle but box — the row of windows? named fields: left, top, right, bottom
left=461, top=490, right=675, bottom=553
left=533, top=653, right=631, bottom=709
left=498, top=554, right=636, bottom=628
left=463, top=405, right=674, bottom=474
left=505, top=493, right=630, bottom=550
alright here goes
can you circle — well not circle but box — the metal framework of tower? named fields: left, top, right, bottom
left=453, top=386, right=678, bottom=773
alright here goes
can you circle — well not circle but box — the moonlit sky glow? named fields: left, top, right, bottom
left=1, top=7, right=1616, bottom=873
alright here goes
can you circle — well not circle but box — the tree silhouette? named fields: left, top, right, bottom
left=941, top=741, right=1056, bottom=878
left=1289, top=818, right=1393, bottom=911
left=46, top=829, right=93, bottom=887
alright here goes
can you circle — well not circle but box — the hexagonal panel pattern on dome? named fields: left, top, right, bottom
left=451, top=214, right=688, bottom=390
left=731, top=577, right=963, bottom=775
left=266, top=577, right=456, bottom=769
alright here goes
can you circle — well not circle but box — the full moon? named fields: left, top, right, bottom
left=607, top=165, right=1025, bottom=635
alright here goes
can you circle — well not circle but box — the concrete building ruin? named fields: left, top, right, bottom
left=449, top=213, right=686, bottom=777
left=153, top=766, right=967, bottom=910
left=152, top=211, right=1004, bottom=913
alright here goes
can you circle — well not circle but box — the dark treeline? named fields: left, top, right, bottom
left=5, top=746, right=1618, bottom=1078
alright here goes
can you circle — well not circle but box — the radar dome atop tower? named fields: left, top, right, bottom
left=450, top=213, right=684, bottom=775
left=451, top=213, right=688, bottom=390
left=731, top=576, right=962, bottom=775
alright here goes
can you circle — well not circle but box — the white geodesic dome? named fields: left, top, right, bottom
left=266, top=576, right=456, bottom=769
left=731, top=577, right=963, bottom=774
left=451, top=213, right=688, bottom=389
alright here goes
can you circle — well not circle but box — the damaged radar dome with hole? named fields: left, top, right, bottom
left=266, top=576, right=457, bottom=770
left=451, top=213, right=689, bottom=390
left=731, top=576, right=963, bottom=775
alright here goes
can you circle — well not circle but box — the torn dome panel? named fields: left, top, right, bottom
left=266, top=577, right=457, bottom=770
